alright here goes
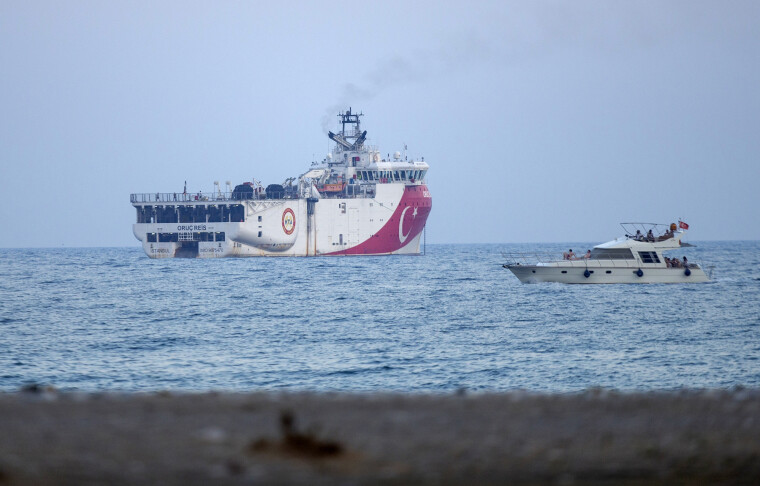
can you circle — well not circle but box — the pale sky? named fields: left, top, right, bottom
left=1, top=1, right=758, bottom=247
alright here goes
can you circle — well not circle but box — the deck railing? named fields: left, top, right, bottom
left=502, top=252, right=638, bottom=268
left=129, top=184, right=388, bottom=204
left=130, top=192, right=266, bottom=204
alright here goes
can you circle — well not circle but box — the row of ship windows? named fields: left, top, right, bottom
left=146, top=232, right=225, bottom=243
left=137, top=205, right=245, bottom=224
left=355, top=169, right=426, bottom=182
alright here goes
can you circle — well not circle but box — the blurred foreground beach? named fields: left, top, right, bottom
left=1, top=388, right=758, bottom=485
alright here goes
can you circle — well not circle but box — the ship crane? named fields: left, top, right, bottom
left=328, top=131, right=353, bottom=150
left=327, top=129, right=367, bottom=151
left=353, top=130, right=367, bottom=150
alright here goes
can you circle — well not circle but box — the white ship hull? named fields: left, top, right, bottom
left=133, top=184, right=431, bottom=258
left=131, top=109, right=432, bottom=259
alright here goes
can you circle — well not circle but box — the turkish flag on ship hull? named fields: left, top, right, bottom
left=679, top=221, right=689, bottom=230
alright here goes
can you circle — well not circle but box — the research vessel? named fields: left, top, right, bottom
left=130, top=109, right=432, bottom=257
left=502, top=222, right=711, bottom=284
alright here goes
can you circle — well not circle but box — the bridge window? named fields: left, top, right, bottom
left=146, top=233, right=156, bottom=242
left=215, top=232, right=225, bottom=241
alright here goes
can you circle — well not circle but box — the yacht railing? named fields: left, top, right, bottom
left=502, top=252, right=709, bottom=272
left=502, top=252, right=639, bottom=268
left=502, top=252, right=565, bottom=265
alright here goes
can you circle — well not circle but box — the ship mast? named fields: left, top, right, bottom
left=328, top=107, right=367, bottom=151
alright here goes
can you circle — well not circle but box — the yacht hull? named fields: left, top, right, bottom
left=506, top=265, right=709, bottom=284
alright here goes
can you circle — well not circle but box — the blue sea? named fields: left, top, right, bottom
left=1, top=242, right=759, bottom=392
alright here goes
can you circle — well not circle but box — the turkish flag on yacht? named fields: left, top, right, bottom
left=679, top=221, right=689, bottom=230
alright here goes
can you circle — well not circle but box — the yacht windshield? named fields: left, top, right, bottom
left=589, top=248, right=635, bottom=260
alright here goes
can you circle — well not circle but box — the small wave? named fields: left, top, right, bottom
left=327, top=365, right=393, bottom=376
left=104, top=262, right=131, bottom=268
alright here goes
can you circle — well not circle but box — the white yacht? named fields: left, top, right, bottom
left=503, top=222, right=711, bottom=284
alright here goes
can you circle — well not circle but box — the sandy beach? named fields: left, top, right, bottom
left=1, top=387, right=758, bottom=485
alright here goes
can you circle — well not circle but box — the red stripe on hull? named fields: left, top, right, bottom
left=326, top=185, right=432, bottom=255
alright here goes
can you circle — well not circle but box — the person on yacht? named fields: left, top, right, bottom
left=584, top=250, right=591, bottom=259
